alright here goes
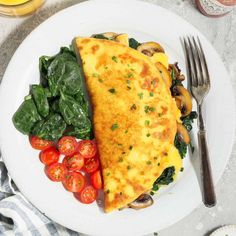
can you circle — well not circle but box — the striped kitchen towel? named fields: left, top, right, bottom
left=0, top=154, right=80, bottom=236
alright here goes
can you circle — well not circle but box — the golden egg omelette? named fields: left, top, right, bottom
left=74, top=37, right=182, bottom=213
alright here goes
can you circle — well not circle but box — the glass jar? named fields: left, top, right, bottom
left=195, top=0, right=236, bottom=17
left=0, top=0, right=45, bottom=17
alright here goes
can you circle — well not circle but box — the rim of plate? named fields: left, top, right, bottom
left=0, top=0, right=235, bottom=235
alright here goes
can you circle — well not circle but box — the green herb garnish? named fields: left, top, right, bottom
left=111, top=123, right=119, bottom=130
left=138, top=92, right=144, bottom=99
left=112, top=56, right=118, bottom=63
left=108, top=88, right=116, bottom=94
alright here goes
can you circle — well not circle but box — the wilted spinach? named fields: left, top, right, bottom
left=12, top=98, right=41, bottom=134
left=151, top=167, right=175, bottom=194
left=47, top=53, right=77, bottom=96
left=31, top=113, right=66, bottom=141
left=13, top=46, right=93, bottom=141
left=59, top=92, right=90, bottom=128
left=65, top=125, right=92, bottom=140
left=129, top=38, right=141, bottom=49
left=175, top=111, right=197, bottom=158
left=31, top=84, right=49, bottom=118
left=92, top=34, right=109, bottom=40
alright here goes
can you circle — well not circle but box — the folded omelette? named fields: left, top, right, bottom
left=74, top=37, right=182, bottom=213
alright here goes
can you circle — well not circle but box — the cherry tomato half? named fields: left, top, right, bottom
left=83, top=156, right=99, bottom=173
left=62, top=172, right=86, bottom=193
left=30, top=136, right=54, bottom=150
left=77, top=140, right=97, bottom=159
left=74, top=185, right=98, bottom=204
left=90, top=170, right=102, bottom=189
left=58, top=136, right=77, bottom=156
left=45, top=163, right=67, bottom=182
left=62, top=153, right=84, bottom=172
left=40, top=147, right=60, bottom=165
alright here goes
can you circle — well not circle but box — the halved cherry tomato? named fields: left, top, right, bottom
left=77, top=140, right=97, bottom=159
left=90, top=170, right=102, bottom=189
left=75, top=185, right=97, bottom=204
left=62, top=172, right=86, bottom=193
left=62, top=153, right=84, bottom=172
left=58, top=136, right=77, bottom=156
left=45, top=163, right=67, bottom=182
left=30, top=136, right=54, bottom=150
left=83, top=156, right=99, bottom=173
left=40, top=147, right=60, bottom=165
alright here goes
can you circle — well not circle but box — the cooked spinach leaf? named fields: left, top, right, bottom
left=129, top=38, right=141, bottom=49
left=12, top=99, right=41, bottom=134
left=47, top=53, right=77, bottom=96
left=59, top=92, right=90, bottom=128
left=31, top=84, right=49, bottom=118
left=74, top=92, right=89, bottom=114
left=58, top=61, right=84, bottom=96
left=175, top=111, right=197, bottom=158
left=50, top=99, right=60, bottom=113
left=156, top=166, right=175, bottom=185
left=174, top=135, right=187, bottom=159
left=31, top=113, right=66, bottom=141
left=151, top=167, right=175, bottom=194
left=181, top=111, right=197, bottom=132
left=65, top=125, right=92, bottom=140
left=92, top=34, right=109, bottom=40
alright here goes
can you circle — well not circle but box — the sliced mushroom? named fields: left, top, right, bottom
left=137, top=42, right=165, bottom=57
left=128, top=194, right=154, bottom=210
left=173, top=85, right=192, bottom=117
left=102, top=32, right=118, bottom=39
left=177, top=123, right=190, bottom=144
left=115, top=33, right=129, bottom=46
left=169, top=63, right=185, bottom=81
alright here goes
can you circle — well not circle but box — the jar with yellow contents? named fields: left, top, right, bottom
left=0, top=0, right=45, bottom=16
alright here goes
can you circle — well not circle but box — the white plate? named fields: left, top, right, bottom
left=210, top=225, right=236, bottom=236
left=0, top=1, right=235, bottom=235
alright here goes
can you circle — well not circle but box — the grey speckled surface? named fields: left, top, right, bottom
left=0, top=0, right=236, bottom=236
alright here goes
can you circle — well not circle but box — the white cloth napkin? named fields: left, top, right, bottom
left=0, top=154, right=80, bottom=236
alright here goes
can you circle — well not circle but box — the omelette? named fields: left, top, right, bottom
left=74, top=36, right=182, bottom=213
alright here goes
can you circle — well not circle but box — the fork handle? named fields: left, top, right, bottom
left=198, top=130, right=216, bottom=207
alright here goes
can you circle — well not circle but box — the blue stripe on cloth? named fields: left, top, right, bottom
left=0, top=162, right=8, bottom=187
left=0, top=201, right=41, bottom=236
left=15, top=194, right=60, bottom=236
left=0, top=222, right=13, bottom=233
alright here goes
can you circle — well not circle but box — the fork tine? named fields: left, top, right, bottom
left=187, top=36, right=201, bottom=87
left=197, top=37, right=211, bottom=86
left=183, top=37, right=194, bottom=88
left=192, top=36, right=204, bottom=86
left=185, top=36, right=197, bottom=87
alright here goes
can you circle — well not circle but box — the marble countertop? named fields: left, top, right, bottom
left=0, top=0, right=236, bottom=235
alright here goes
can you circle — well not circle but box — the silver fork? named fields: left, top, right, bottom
left=183, top=36, right=216, bottom=207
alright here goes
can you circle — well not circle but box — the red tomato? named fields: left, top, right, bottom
left=75, top=185, right=98, bottom=204
left=90, top=170, right=102, bottom=189
left=45, top=163, right=67, bottom=182
left=83, top=156, right=99, bottom=173
left=77, top=140, right=97, bottom=159
left=58, top=136, right=77, bottom=156
left=62, top=172, right=86, bottom=193
left=40, top=147, right=60, bottom=165
left=30, top=136, right=54, bottom=150
left=62, top=153, right=84, bottom=172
